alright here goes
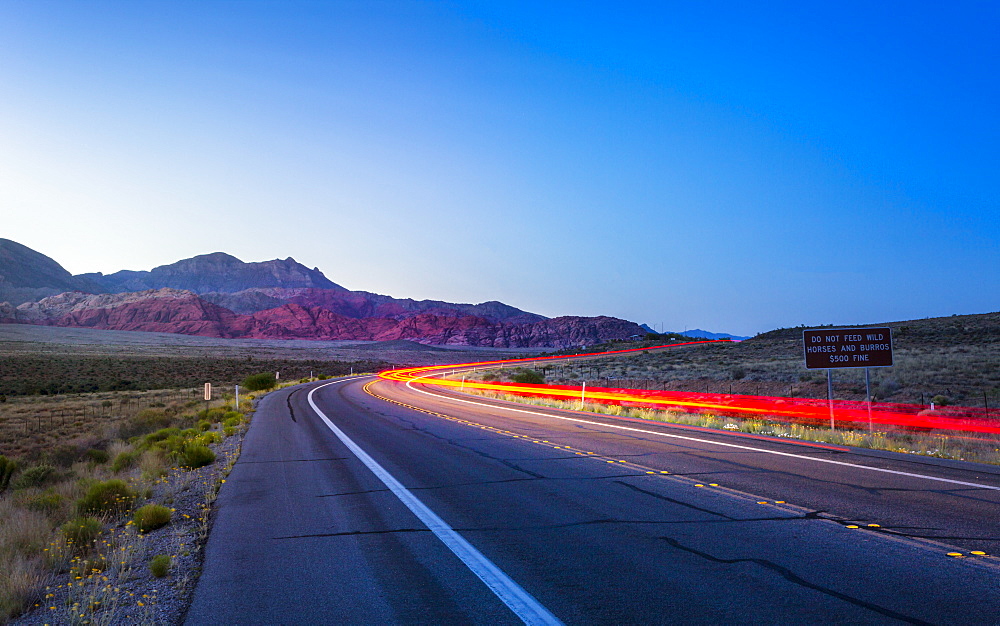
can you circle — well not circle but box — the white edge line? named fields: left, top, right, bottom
left=306, top=379, right=563, bottom=626
left=402, top=374, right=1000, bottom=493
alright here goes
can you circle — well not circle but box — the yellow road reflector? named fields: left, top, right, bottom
left=660, top=471, right=669, bottom=474
left=775, top=501, right=786, bottom=504
left=947, top=552, right=963, bottom=557
left=694, top=484, right=705, bottom=487
left=708, top=483, right=719, bottom=487
left=846, top=525, right=859, bottom=529
left=867, top=524, right=881, bottom=528
left=757, top=501, right=768, bottom=504
left=970, top=551, right=987, bottom=555
left=646, top=471, right=656, bottom=474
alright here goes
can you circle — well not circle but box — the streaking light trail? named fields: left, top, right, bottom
left=379, top=342, right=1000, bottom=437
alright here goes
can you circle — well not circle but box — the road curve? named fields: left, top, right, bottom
left=186, top=375, right=1000, bottom=624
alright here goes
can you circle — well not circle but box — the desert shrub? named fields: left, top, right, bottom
left=196, top=431, right=222, bottom=446
left=115, top=407, right=173, bottom=439
left=178, top=444, right=215, bottom=469
left=133, top=504, right=172, bottom=533
left=197, top=419, right=212, bottom=432
left=197, top=407, right=227, bottom=422
left=138, top=450, right=169, bottom=480
left=11, top=465, right=57, bottom=490
left=242, top=372, right=276, bottom=391
left=0, top=456, right=18, bottom=492
left=481, top=373, right=500, bottom=382
left=0, top=554, right=46, bottom=622
left=930, top=395, right=950, bottom=406
left=223, top=425, right=235, bottom=437
left=149, top=554, right=171, bottom=578
left=510, top=369, right=545, bottom=384
left=76, top=479, right=136, bottom=516
left=1, top=505, right=51, bottom=555
left=111, top=450, right=140, bottom=473
left=46, top=444, right=83, bottom=468
left=60, top=517, right=102, bottom=550
left=24, top=489, right=64, bottom=515
left=318, top=374, right=330, bottom=380
left=83, top=449, right=110, bottom=464
left=223, top=410, right=243, bottom=423
left=70, top=554, right=108, bottom=578
left=140, top=427, right=183, bottom=449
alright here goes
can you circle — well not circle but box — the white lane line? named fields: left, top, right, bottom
left=404, top=376, right=1000, bottom=492
left=307, top=380, right=562, bottom=626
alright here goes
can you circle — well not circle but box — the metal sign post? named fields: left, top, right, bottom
left=827, top=370, right=835, bottom=430
left=865, top=368, right=873, bottom=431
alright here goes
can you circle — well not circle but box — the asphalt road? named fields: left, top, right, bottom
left=185, top=375, right=1000, bottom=624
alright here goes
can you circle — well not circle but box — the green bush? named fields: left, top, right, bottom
left=242, top=372, right=277, bottom=391
left=61, top=517, right=102, bottom=550
left=111, top=450, right=140, bottom=473
left=178, top=444, right=215, bottom=469
left=510, top=369, right=545, bottom=384
left=134, top=504, right=172, bottom=533
left=84, top=449, right=110, bottom=464
left=25, top=488, right=64, bottom=514
left=196, top=419, right=212, bottom=432
left=196, top=431, right=222, bottom=445
left=140, top=427, right=183, bottom=449
left=76, top=479, right=136, bottom=516
left=930, top=395, right=950, bottom=407
left=149, top=554, right=171, bottom=578
left=12, top=464, right=57, bottom=490
left=197, top=407, right=228, bottom=422
left=0, top=455, right=18, bottom=492
left=117, top=408, right=172, bottom=439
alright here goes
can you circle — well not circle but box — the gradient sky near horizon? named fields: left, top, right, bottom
left=1, top=1, right=997, bottom=336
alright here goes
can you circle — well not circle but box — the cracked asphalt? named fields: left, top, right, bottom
left=185, top=376, right=1000, bottom=624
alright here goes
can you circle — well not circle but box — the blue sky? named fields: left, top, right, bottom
left=1, top=1, right=996, bottom=336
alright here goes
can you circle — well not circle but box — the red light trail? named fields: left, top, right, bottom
left=378, top=342, right=1000, bottom=437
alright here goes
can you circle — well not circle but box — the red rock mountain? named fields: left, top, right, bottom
left=2, top=289, right=645, bottom=348
left=0, top=241, right=647, bottom=348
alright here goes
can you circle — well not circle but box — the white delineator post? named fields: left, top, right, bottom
left=580, top=380, right=587, bottom=410
left=235, top=384, right=240, bottom=411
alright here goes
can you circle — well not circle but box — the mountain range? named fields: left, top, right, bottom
left=0, top=239, right=645, bottom=348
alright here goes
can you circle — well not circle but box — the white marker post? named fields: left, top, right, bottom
left=235, top=384, right=239, bottom=411
left=581, top=380, right=587, bottom=410
left=204, top=382, right=211, bottom=417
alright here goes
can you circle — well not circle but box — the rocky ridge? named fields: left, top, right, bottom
left=2, top=289, right=645, bottom=348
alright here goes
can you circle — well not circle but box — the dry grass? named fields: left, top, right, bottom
left=0, top=388, right=245, bottom=622
left=528, top=312, right=1000, bottom=409
left=471, top=390, right=1000, bottom=465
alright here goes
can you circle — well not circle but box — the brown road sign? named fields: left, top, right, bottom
left=803, top=328, right=893, bottom=369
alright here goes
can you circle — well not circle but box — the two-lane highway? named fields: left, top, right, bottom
left=186, top=375, right=1000, bottom=624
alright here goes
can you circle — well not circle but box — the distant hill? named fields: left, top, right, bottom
left=0, top=238, right=104, bottom=306
left=200, top=288, right=546, bottom=323
left=0, top=240, right=643, bottom=348
left=640, top=324, right=749, bottom=341
left=1, top=289, right=645, bottom=348
left=79, top=252, right=342, bottom=294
